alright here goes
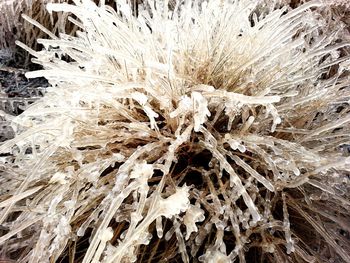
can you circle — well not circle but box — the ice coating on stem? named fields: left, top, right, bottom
left=0, top=0, right=350, bottom=262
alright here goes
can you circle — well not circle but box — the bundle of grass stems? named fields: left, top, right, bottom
left=0, top=0, right=350, bottom=262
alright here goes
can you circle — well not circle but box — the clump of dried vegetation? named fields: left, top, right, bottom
left=0, top=0, right=350, bottom=262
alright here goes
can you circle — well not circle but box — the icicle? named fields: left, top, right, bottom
left=156, top=217, right=163, bottom=238
left=282, top=192, right=295, bottom=254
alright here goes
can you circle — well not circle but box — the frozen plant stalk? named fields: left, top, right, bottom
left=1, top=0, right=350, bottom=262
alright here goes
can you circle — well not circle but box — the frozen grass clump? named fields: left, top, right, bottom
left=0, top=0, right=350, bottom=262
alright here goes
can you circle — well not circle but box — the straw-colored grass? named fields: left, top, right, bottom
left=0, top=0, right=350, bottom=262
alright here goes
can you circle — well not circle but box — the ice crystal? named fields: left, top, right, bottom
left=0, top=0, right=350, bottom=262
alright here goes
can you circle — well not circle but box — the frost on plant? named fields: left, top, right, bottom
left=1, top=0, right=350, bottom=262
